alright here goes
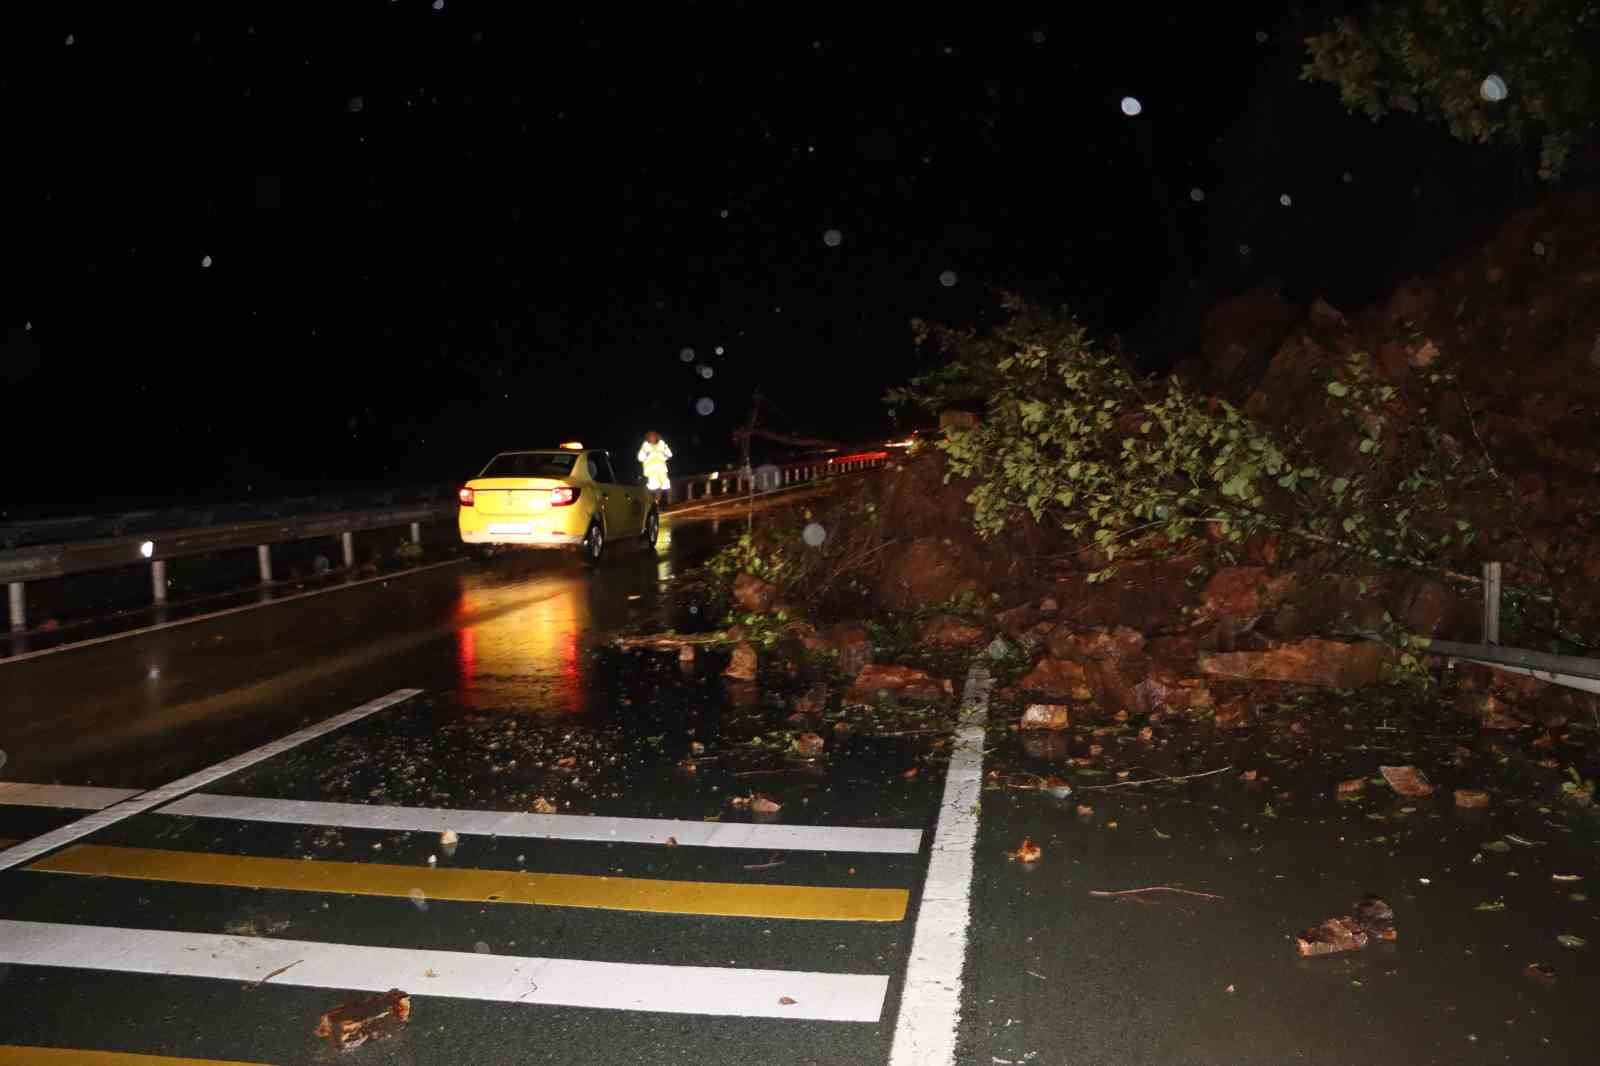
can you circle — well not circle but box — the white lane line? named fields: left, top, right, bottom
left=0, top=783, right=141, bottom=810
left=0, top=559, right=466, bottom=667
left=888, top=663, right=992, bottom=1066
left=160, top=793, right=924, bottom=854
left=0, top=690, right=421, bottom=872
left=0, top=919, right=888, bottom=1022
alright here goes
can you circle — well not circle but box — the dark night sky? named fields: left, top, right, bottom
left=2, top=1, right=1523, bottom=515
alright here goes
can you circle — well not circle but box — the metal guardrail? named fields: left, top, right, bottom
left=2, top=452, right=893, bottom=634
left=1419, top=561, right=1600, bottom=696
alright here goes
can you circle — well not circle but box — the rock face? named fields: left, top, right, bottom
left=724, top=641, right=758, bottom=682
left=1046, top=625, right=1145, bottom=662
left=877, top=538, right=979, bottom=611
left=1017, top=657, right=1094, bottom=701
left=732, top=573, right=778, bottom=614
left=919, top=613, right=986, bottom=647
left=845, top=663, right=953, bottom=705
left=1199, top=639, right=1392, bottom=688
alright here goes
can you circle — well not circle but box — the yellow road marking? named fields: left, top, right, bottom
left=0, top=1048, right=271, bottom=1066
left=28, top=844, right=908, bottom=922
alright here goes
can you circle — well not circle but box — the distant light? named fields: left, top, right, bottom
left=201, top=254, right=213, bottom=268
left=1189, top=187, right=1205, bottom=202
left=695, top=397, right=715, bottom=416
left=823, top=228, right=843, bottom=247
left=939, top=270, right=958, bottom=287
left=679, top=347, right=695, bottom=362
left=558, top=441, right=584, bottom=450
left=1480, top=74, right=1507, bottom=102
left=710, top=471, right=719, bottom=480
left=139, top=541, right=155, bottom=559
left=1120, top=96, right=1142, bottom=117
left=1279, top=193, right=1292, bottom=206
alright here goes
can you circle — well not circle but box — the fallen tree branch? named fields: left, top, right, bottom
left=1077, top=765, right=1233, bottom=791
left=612, top=632, right=725, bottom=651
left=1090, top=886, right=1224, bottom=901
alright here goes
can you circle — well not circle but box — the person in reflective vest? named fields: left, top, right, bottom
left=637, top=431, right=673, bottom=503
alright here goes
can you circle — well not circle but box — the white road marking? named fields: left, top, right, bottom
left=159, top=793, right=924, bottom=854
left=888, top=663, right=991, bottom=1066
left=0, top=919, right=889, bottom=1022
left=0, top=783, right=140, bottom=810
left=0, top=559, right=466, bottom=667
left=0, top=690, right=421, bottom=872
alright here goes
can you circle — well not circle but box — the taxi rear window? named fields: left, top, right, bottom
left=480, top=452, right=578, bottom=477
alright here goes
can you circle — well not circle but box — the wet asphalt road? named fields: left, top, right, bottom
left=2, top=491, right=1599, bottom=1064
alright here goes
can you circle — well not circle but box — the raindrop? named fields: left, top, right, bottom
left=347, top=95, right=364, bottom=113
left=679, top=347, right=695, bottom=362
left=1480, top=74, right=1507, bottom=102
left=695, top=397, right=715, bottom=416
left=802, top=523, right=827, bottom=547
left=1342, top=171, right=1355, bottom=184
left=1238, top=243, right=1253, bottom=258
left=689, top=605, right=700, bottom=614
left=1255, top=30, right=1268, bottom=43
left=714, top=345, right=725, bottom=355
left=473, top=940, right=491, bottom=954
left=201, top=254, right=213, bottom=268
left=23, top=321, right=30, bottom=331
left=1031, top=29, right=1047, bottom=44
left=1120, top=96, right=1143, bottom=117
left=939, top=270, right=958, bottom=288
left=1533, top=240, right=1546, bottom=256
left=1189, top=187, right=1205, bottom=202
left=1279, top=193, right=1292, bottom=207
left=432, top=0, right=444, bottom=9
left=720, top=209, right=729, bottom=218
left=698, top=364, right=714, bottom=379
left=64, top=34, right=75, bottom=46
left=823, top=228, right=843, bottom=247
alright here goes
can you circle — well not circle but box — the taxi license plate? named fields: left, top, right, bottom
left=487, top=523, right=534, bottom=534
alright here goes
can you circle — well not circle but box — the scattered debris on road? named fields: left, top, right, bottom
left=1453, top=788, right=1490, bottom=809
left=1020, top=703, right=1070, bottom=731
left=315, top=989, right=411, bottom=1052
left=1524, top=962, right=1557, bottom=984
left=1295, top=896, right=1396, bottom=957
left=1379, top=765, right=1435, bottom=797
left=1007, top=838, right=1042, bottom=863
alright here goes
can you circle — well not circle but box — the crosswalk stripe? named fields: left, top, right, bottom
left=0, top=1046, right=271, bottom=1066
left=0, top=920, right=889, bottom=1022
left=0, top=690, right=422, bottom=873
left=159, top=792, right=924, bottom=854
left=30, top=843, right=909, bottom=921
left=0, top=783, right=142, bottom=810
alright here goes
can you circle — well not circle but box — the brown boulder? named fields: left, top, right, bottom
left=1053, top=558, right=1195, bottom=633
left=1018, top=658, right=1094, bottom=701
left=1199, top=639, right=1393, bottom=688
left=878, top=537, right=980, bottom=610
left=1020, top=704, right=1071, bottom=731
left=1046, top=625, right=1145, bottom=662
left=920, top=613, right=986, bottom=648
left=1198, top=566, right=1296, bottom=624
left=724, top=641, right=759, bottom=682
left=1200, top=284, right=1303, bottom=383
left=816, top=623, right=873, bottom=678
left=733, top=572, right=778, bottom=614
left=1398, top=579, right=1478, bottom=639
left=845, top=663, right=953, bottom=705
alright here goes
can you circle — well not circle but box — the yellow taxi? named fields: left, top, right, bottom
left=457, top=443, right=659, bottom=562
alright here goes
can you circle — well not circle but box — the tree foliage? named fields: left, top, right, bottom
left=1301, top=0, right=1600, bottom=181
left=893, top=296, right=1479, bottom=582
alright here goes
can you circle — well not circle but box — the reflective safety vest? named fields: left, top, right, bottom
left=637, top=438, right=673, bottom=490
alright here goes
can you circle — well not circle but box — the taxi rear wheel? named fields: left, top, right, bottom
left=582, top=520, right=605, bottom=564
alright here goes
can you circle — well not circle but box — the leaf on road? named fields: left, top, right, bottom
left=531, top=797, right=557, bottom=814
left=1007, top=838, right=1042, bottom=863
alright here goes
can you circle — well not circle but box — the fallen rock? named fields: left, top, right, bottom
left=919, top=613, right=987, bottom=647
left=1020, top=704, right=1071, bottom=731
left=1047, top=625, right=1145, bottom=662
left=724, top=641, right=758, bottom=682
left=1454, top=788, right=1491, bottom=809
left=315, top=990, right=411, bottom=1051
left=1199, top=639, right=1392, bottom=688
left=733, top=572, right=778, bottom=613
left=1006, top=837, right=1042, bottom=863
left=845, top=663, right=952, bottom=705
left=793, top=732, right=825, bottom=757
left=1295, top=897, right=1396, bottom=958
left=820, top=623, right=874, bottom=678
left=1018, top=657, right=1094, bottom=701
left=1198, top=566, right=1297, bottom=624
left=1380, top=765, right=1436, bottom=797
left=794, top=683, right=830, bottom=716
left=1336, top=778, right=1367, bottom=799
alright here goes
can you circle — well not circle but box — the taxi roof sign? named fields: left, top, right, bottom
left=558, top=441, right=584, bottom=450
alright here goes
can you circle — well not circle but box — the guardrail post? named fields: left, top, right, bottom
left=1483, top=561, right=1501, bottom=645
left=257, top=545, right=272, bottom=584
left=7, top=581, right=23, bottom=632
left=409, top=522, right=421, bottom=545
left=341, top=531, right=355, bottom=569
left=151, top=560, right=168, bottom=605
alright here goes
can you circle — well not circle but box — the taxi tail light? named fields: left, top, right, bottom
left=550, top=486, right=580, bottom=507
left=458, top=486, right=475, bottom=507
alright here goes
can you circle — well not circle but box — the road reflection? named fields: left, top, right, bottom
left=454, top=568, right=589, bottom=715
